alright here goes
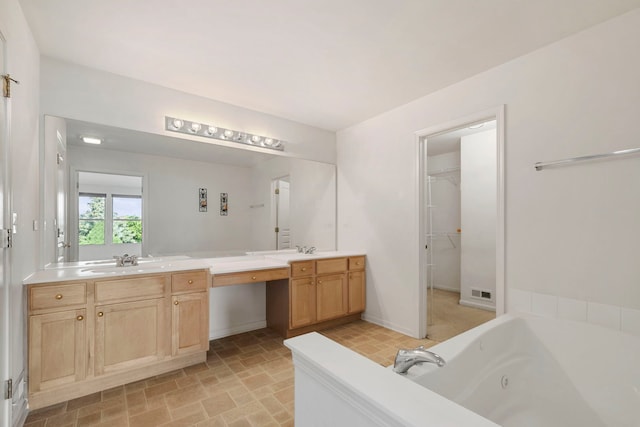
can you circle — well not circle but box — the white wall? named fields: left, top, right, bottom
left=69, top=146, right=254, bottom=257
left=40, top=57, right=336, bottom=164
left=251, top=157, right=336, bottom=251
left=337, top=9, right=640, bottom=337
left=460, top=129, right=496, bottom=309
left=0, top=0, right=40, bottom=424
left=426, top=152, right=461, bottom=292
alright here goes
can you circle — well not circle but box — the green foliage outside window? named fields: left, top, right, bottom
left=79, top=194, right=142, bottom=245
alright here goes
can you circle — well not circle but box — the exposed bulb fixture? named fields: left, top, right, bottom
left=171, top=119, right=184, bottom=129
left=82, top=136, right=102, bottom=145
left=164, top=116, right=285, bottom=152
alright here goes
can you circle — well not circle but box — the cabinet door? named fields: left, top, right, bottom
left=290, top=277, right=316, bottom=328
left=29, top=309, right=86, bottom=392
left=348, top=271, right=366, bottom=314
left=95, top=298, right=166, bottom=375
left=316, top=273, right=347, bottom=322
left=172, top=292, right=209, bottom=356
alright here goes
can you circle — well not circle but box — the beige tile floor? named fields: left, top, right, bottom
left=427, top=289, right=495, bottom=342
left=25, top=293, right=493, bottom=427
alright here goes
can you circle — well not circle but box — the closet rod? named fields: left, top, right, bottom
left=534, top=147, right=640, bottom=171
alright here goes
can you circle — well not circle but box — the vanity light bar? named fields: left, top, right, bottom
left=164, top=116, right=285, bottom=152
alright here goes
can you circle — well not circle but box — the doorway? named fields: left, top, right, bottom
left=272, top=176, right=290, bottom=249
left=0, top=28, right=9, bottom=427
left=416, top=106, right=505, bottom=339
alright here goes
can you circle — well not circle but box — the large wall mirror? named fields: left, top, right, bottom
left=42, top=115, right=336, bottom=265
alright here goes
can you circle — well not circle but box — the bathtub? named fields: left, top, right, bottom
left=405, top=313, right=640, bottom=427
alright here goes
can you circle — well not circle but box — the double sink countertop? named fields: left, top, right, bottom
left=23, top=250, right=365, bottom=285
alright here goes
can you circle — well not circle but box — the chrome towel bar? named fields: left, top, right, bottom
left=535, top=147, right=640, bottom=171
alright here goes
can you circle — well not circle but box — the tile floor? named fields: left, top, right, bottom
left=25, top=295, right=493, bottom=427
left=427, top=289, right=495, bottom=342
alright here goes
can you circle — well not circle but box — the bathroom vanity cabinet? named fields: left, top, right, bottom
left=26, top=269, right=210, bottom=409
left=267, top=256, right=366, bottom=337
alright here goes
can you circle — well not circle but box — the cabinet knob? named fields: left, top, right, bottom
left=76, top=315, right=84, bottom=321
left=174, top=301, right=179, bottom=305
left=301, top=267, right=306, bottom=272
left=97, top=312, right=104, bottom=317
left=188, top=280, right=193, bottom=284
left=318, top=280, right=322, bottom=284
left=356, top=262, right=361, bottom=265
left=251, top=276, right=257, bottom=280
left=55, top=294, right=63, bottom=300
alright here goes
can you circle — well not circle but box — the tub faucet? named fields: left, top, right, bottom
left=114, top=254, right=138, bottom=267
left=393, top=346, right=446, bottom=374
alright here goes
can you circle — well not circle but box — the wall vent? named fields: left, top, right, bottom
left=471, top=288, right=492, bottom=301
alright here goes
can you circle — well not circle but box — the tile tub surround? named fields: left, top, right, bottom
left=24, top=321, right=439, bottom=426
left=508, top=288, right=640, bottom=337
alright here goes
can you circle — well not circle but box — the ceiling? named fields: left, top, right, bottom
left=22, top=1, right=640, bottom=131
left=65, top=117, right=276, bottom=167
left=427, top=120, right=497, bottom=156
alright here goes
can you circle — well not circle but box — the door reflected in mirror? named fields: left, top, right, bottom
left=42, top=116, right=337, bottom=265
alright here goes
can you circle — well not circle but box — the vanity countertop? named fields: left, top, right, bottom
left=23, top=251, right=365, bottom=285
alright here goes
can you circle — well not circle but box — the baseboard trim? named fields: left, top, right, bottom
left=432, top=285, right=460, bottom=293
left=361, top=313, right=416, bottom=338
left=209, top=320, right=267, bottom=340
left=459, top=298, right=496, bottom=312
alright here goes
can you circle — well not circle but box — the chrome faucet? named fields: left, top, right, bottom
left=393, top=346, right=446, bottom=374
left=295, top=246, right=317, bottom=254
left=113, top=254, right=139, bottom=267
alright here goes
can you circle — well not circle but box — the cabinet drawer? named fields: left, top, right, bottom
left=172, top=271, right=209, bottom=293
left=290, top=261, right=314, bottom=278
left=213, top=268, right=289, bottom=287
left=348, top=256, right=366, bottom=271
left=30, top=283, right=87, bottom=311
left=316, top=258, right=347, bottom=275
left=95, top=275, right=167, bottom=303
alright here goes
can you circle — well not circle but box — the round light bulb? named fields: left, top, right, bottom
left=190, top=123, right=202, bottom=133
left=263, top=138, right=273, bottom=146
left=207, top=126, right=218, bottom=135
left=251, top=135, right=261, bottom=143
left=223, top=129, right=234, bottom=138
left=271, top=140, right=282, bottom=148
left=172, top=119, right=184, bottom=129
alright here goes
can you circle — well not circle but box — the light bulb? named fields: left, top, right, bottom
left=271, top=140, right=282, bottom=148
left=251, top=135, right=261, bottom=144
left=172, top=119, right=184, bottom=129
left=190, top=123, right=202, bottom=133
left=223, top=129, right=234, bottom=138
left=206, top=126, right=218, bottom=135
left=263, top=138, right=273, bottom=146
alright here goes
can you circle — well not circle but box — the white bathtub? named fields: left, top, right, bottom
left=405, top=313, right=640, bottom=427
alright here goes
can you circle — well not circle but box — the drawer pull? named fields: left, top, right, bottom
left=188, top=280, right=193, bottom=284
left=55, top=294, right=63, bottom=300
left=76, top=315, right=84, bottom=321
left=301, top=267, right=307, bottom=272
left=174, top=301, right=179, bottom=305
left=356, top=261, right=361, bottom=265
left=318, top=280, right=322, bottom=284
left=97, top=312, right=104, bottom=317
left=251, top=276, right=257, bottom=280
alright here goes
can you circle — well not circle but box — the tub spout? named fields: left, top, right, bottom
left=393, top=346, right=446, bottom=374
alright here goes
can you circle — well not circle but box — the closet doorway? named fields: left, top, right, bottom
left=416, top=106, right=505, bottom=340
